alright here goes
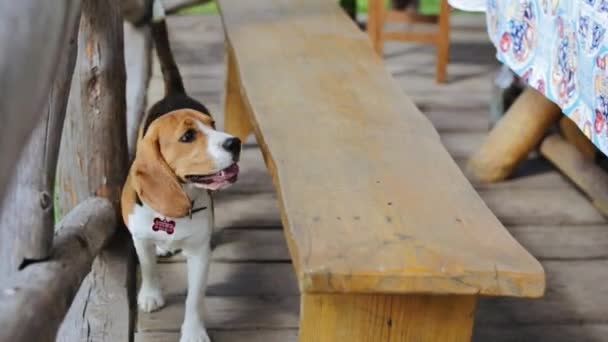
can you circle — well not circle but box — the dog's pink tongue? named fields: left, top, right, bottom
left=194, top=164, right=239, bottom=190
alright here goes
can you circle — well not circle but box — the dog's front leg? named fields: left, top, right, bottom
left=134, top=238, right=165, bottom=312
left=181, top=243, right=212, bottom=342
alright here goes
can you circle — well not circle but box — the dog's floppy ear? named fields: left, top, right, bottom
left=132, top=131, right=191, bottom=217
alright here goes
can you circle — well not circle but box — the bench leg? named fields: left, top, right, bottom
left=299, top=293, right=477, bottom=342
left=224, top=44, right=253, bottom=142
left=466, top=87, right=561, bottom=183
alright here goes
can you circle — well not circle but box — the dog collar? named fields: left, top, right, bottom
left=135, top=193, right=208, bottom=219
left=188, top=201, right=207, bottom=219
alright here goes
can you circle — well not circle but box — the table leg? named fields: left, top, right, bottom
left=541, top=134, right=608, bottom=216
left=559, top=117, right=596, bottom=159
left=467, top=87, right=562, bottom=183
left=299, top=293, right=476, bottom=342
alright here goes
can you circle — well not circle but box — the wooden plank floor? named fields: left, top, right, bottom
left=136, top=14, right=608, bottom=342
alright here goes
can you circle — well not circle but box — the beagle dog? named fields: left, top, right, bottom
left=121, top=14, right=240, bottom=342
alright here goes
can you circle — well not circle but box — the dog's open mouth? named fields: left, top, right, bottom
left=186, top=163, right=239, bottom=191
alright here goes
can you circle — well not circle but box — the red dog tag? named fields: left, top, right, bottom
left=152, top=217, right=175, bottom=235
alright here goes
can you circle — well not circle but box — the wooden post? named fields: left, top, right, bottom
left=57, top=0, right=129, bottom=215
left=467, top=87, right=562, bottom=183
left=435, top=0, right=450, bottom=83
left=0, top=1, right=81, bottom=205
left=122, top=0, right=154, bottom=157
left=0, top=9, right=80, bottom=279
left=0, top=198, right=115, bottom=342
left=224, top=45, right=253, bottom=141
left=56, top=0, right=133, bottom=340
left=299, top=293, right=477, bottom=342
left=541, top=134, right=608, bottom=217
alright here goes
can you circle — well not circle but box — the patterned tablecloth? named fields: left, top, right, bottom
left=485, top=0, right=608, bottom=155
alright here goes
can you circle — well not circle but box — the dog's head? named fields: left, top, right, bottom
left=132, top=109, right=241, bottom=217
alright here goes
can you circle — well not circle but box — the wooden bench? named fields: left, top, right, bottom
left=218, top=1, right=545, bottom=340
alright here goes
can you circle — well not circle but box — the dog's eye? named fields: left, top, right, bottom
left=179, top=129, right=196, bottom=143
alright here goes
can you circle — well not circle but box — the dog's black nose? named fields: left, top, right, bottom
left=222, top=137, right=241, bottom=159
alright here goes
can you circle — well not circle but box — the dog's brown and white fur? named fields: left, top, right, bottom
left=121, top=12, right=240, bottom=342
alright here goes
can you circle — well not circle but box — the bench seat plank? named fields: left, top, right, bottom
left=218, top=0, right=544, bottom=298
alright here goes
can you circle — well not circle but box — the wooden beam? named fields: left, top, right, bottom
left=0, top=1, right=81, bottom=205
left=540, top=134, right=608, bottom=217
left=125, top=22, right=153, bottom=157
left=56, top=0, right=133, bottom=340
left=0, top=198, right=115, bottom=342
left=467, top=87, right=562, bottom=183
left=299, top=293, right=476, bottom=342
left=0, top=8, right=80, bottom=279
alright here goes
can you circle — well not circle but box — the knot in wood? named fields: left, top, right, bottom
left=39, top=191, right=51, bottom=210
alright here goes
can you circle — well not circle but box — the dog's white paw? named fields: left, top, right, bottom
left=137, top=286, right=165, bottom=312
left=180, top=322, right=211, bottom=342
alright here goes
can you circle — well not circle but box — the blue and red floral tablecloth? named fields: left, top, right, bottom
left=483, top=0, right=608, bottom=155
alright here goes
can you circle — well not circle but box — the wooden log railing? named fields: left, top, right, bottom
left=0, top=198, right=115, bottom=342
left=0, top=7, right=81, bottom=279
left=0, top=0, right=141, bottom=341
left=0, top=1, right=81, bottom=207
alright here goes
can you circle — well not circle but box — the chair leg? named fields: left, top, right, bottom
left=435, top=0, right=450, bottom=83
left=367, top=0, right=385, bottom=56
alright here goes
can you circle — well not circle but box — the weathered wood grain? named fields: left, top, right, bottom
left=474, top=324, right=608, bottom=342
left=560, top=117, right=596, bottom=159
left=216, top=184, right=604, bottom=229
left=135, top=330, right=299, bottom=342
left=161, top=229, right=290, bottom=263
left=57, top=0, right=129, bottom=216
left=138, top=260, right=608, bottom=332
left=0, top=0, right=81, bottom=202
left=213, top=192, right=281, bottom=229
left=218, top=0, right=544, bottom=297
left=0, top=198, right=115, bottom=342
left=477, top=260, right=608, bottom=325
left=541, top=134, right=608, bottom=217
left=299, top=294, right=476, bottom=342
left=479, top=187, right=605, bottom=225
left=467, top=87, right=562, bottom=182
left=169, top=223, right=608, bottom=264
left=137, top=295, right=300, bottom=331
left=136, top=325, right=608, bottom=342
left=509, top=225, right=608, bottom=260
left=56, top=0, right=133, bottom=341
left=149, top=262, right=297, bottom=297
left=0, top=10, right=80, bottom=279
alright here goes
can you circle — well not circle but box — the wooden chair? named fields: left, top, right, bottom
left=218, top=0, right=544, bottom=340
left=368, top=0, right=451, bottom=83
